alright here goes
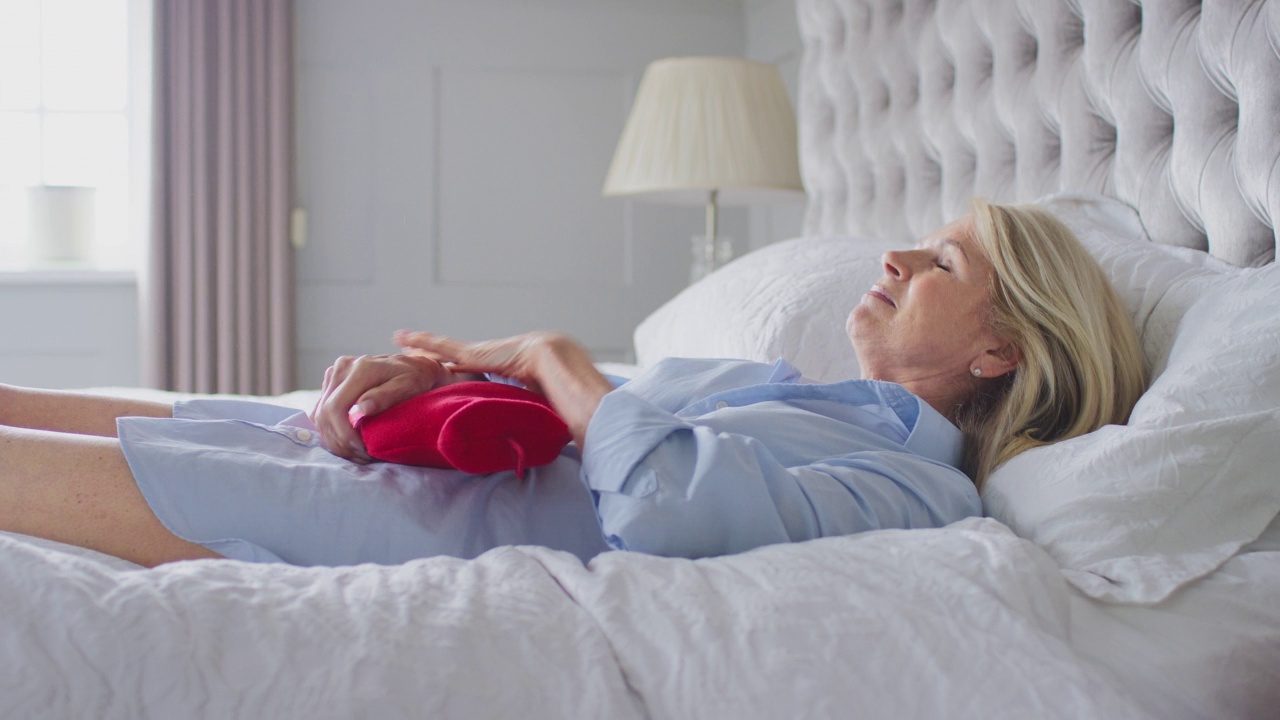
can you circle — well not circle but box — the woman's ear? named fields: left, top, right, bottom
left=975, top=340, right=1021, bottom=380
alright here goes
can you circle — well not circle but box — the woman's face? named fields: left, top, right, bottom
left=847, top=216, right=1011, bottom=390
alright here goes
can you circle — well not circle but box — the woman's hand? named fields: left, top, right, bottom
left=310, top=352, right=460, bottom=462
left=394, top=330, right=553, bottom=391
left=395, top=330, right=615, bottom=448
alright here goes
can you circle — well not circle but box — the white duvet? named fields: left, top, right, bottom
left=2, top=519, right=1155, bottom=719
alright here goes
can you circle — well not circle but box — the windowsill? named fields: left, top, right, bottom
left=0, top=269, right=138, bottom=285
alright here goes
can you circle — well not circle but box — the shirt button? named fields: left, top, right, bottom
left=295, top=429, right=313, bottom=442
left=714, top=401, right=729, bottom=410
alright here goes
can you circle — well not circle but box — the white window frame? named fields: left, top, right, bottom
left=125, top=0, right=152, bottom=277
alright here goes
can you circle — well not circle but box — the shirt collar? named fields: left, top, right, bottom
left=841, top=379, right=963, bottom=468
left=901, top=392, right=964, bottom=468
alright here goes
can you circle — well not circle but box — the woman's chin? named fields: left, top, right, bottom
left=846, top=303, right=880, bottom=340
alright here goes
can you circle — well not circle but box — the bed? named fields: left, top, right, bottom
left=3, top=0, right=1279, bottom=717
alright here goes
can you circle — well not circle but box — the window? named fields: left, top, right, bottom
left=0, top=0, right=149, bottom=272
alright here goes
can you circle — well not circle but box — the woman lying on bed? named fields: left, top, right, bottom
left=0, top=200, right=1144, bottom=568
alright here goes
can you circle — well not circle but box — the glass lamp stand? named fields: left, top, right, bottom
left=690, top=188, right=733, bottom=284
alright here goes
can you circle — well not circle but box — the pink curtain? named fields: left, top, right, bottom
left=147, top=0, right=295, bottom=394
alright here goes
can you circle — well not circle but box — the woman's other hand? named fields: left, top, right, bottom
left=394, top=330, right=553, bottom=391
left=310, top=353, right=457, bottom=462
left=395, top=330, right=614, bottom=448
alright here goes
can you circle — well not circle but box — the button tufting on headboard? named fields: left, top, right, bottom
left=798, top=0, right=1280, bottom=266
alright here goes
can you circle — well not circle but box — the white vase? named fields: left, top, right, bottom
left=27, top=185, right=95, bottom=265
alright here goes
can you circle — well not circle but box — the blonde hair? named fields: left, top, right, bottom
left=956, top=199, right=1146, bottom=488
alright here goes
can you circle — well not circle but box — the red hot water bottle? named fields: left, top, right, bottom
left=353, top=381, right=571, bottom=478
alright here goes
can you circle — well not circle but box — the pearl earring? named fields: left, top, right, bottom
left=971, top=367, right=983, bottom=377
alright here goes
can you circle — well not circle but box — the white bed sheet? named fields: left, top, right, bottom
left=1068, top=546, right=1280, bottom=719
left=0, top=519, right=1175, bottom=719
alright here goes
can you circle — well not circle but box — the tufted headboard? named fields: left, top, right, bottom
left=797, top=0, right=1280, bottom=266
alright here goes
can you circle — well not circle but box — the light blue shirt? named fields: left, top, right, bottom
left=117, top=357, right=979, bottom=567
left=582, top=357, right=979, bottom=558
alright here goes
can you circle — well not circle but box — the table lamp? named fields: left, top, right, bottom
left=603, top=56, right=804, bottom=282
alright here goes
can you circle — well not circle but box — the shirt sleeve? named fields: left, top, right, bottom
left=581, top=391, right=982, bottom=559
left=485, top=372, right=629, bottom=389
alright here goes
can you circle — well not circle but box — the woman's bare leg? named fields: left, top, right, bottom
left=0, top=383, right=172, bottom=438
left=0, top=425, right=220, bottom=566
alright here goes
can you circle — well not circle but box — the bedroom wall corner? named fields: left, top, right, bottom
left=746, top=0, right=806, bottom=252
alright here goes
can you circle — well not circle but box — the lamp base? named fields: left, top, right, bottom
left=690, top=234, right=733, bottom=284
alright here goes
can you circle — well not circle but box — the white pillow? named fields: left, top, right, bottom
left=633, top=234, right=896, bottom=382
left=983, top=194, right=1280, bottom=604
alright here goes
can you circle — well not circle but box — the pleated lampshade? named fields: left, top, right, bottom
left=602, top=56, right=804, bottom=205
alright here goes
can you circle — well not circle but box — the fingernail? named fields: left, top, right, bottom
left=359, top=400, right=377, bottom=415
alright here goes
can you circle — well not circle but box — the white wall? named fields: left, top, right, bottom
left=0, top=0, right=806, bottom=390
left=293, top=0, right=755, bottom=384
left=0, top=274, right=140, bottom=387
